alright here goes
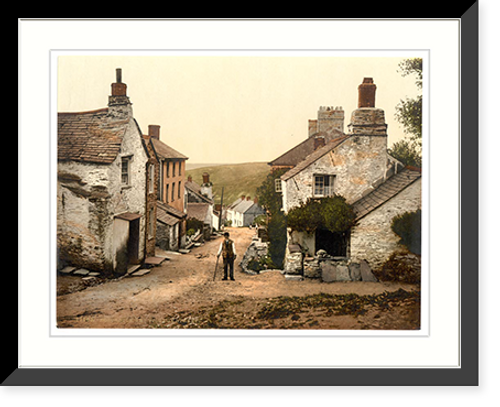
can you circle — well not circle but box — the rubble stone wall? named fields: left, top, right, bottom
left=350, top=179, right=422, bottom=270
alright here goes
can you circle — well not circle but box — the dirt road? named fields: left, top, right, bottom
left=57, top=227, right=420, bottom=330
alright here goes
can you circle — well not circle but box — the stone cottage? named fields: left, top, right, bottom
left=57, top=69, right=158, bottom=276
left=143, top=124, right=188, bottom=251
left=275, top=78, right=422, bottom=278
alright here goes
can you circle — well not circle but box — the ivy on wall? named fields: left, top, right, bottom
left=287, top=195, right=356, bottom=234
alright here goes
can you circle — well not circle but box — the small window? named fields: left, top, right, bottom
left=314, top=175, right=335, bottom=197
left=166, top=161, right=170, bottom=178
left=149, top=164, right=155, bottom=193
left=171, top=182, right=175, bottom=201
left=121, top=156, right=132, bottom=185
left=166, top=184, right=170, bottom=203
left=178, top=180, right=181, bottom=199
left=275, top=179, right=282, bottom=193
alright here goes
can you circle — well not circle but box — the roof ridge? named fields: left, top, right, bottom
left=281, top=134, right=351, bottom=181
left=58, top=107, right=109, bottom=115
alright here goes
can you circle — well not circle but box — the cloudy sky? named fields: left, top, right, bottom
left=57, top=54, right=421, bottom=164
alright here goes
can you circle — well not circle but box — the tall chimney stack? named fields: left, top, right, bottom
left=108, top=68, right=132, bottom=116
left=111, top=68, right=127, bottom=97
left=358, top=77, right=376, bottom=108
left=149, top=125, right=160, bottom=140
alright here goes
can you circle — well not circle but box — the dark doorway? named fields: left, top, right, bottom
left=128, top=218, right=140, bottom=264
left=315, top=228, right=349, bottom=257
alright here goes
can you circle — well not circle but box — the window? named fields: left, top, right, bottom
left=158, top=161, right=164, bottom=200
left=314, top=175, right=335, bottom=197
left=178, top=181, right=181, bottom=199
left=166, top=184, right=169, bottom=203
left=121, top=156, right=132, bottom=185
left=166, top=161, right=170, bottom=178
left=275, top=179, right=282, bottom=193
left=173, top=161, right=176, bottom=177
left=149, top=164, right=155, bottom=193
left=171, top=182, right=175, bottom=201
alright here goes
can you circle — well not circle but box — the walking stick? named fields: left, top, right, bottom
left=213, top=255, right=220, bottom=281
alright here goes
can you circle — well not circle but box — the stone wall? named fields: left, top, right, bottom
left=57, top=120, right=149, bottom=274
left=240, top=236, right=270, bottom=274
left=350, top=179, right=422, bottom=270
left=284, top=249, right=378, bottom=282
left=283, top=135, right=388, bottom=213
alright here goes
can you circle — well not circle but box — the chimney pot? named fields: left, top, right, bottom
left=202, top=172, right=210, bottom=184
left=187, top=175, right=193, bottom=182
left=116, top=68, right=122, bottom=83
left=358, top=77, right=377, bottom=108
left=148, top=125, right=160, bottom=139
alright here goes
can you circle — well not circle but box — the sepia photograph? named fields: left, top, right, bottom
left=55, top=54, right=424, bottom=331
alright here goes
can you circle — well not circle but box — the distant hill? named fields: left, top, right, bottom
left=186, top=162, right=270, bottom=206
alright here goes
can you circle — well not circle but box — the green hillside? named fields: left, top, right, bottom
left=186, top=162, right=270, bottom=206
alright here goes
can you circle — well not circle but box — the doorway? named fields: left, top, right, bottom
left=315, top=228, right=349, bottom=257
left=127, top=218, right=140, bottom=264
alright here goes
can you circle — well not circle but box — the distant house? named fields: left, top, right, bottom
left=57, top=69, right=158, bottom=276
left=226, top=196, right=265, bottom=227
left=274, top=78, right=422, bottom=271
left=185, top=173, right=219, bottom=238
left=143, top=125, right=189, bottom=251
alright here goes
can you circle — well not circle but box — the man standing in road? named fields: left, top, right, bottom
left=217, top=232, right=237, bottom=281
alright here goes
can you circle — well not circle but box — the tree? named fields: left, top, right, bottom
left=393, top=58, right=423, bottom=162
left=256, top=168, right=288, bottom=268
left=388, top=139, right=422, bottom=167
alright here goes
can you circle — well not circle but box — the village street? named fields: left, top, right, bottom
left=57, top=227, right=420, bottom=330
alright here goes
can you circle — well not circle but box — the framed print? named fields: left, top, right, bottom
left=10, top=10, right=478, bottom=386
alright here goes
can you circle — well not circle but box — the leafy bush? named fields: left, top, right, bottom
left=375, top=251, right=421, bottom=284
left=287, top=196, right=356, bottom=234
left=391, top=209, right=421, bottom=255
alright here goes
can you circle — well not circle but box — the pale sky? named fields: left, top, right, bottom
left=57, top=55, right=421, bottom=164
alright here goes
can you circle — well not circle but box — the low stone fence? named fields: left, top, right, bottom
left=285, top=248, right=378, bottom=283
left=239, top=236, right=270, bottom=275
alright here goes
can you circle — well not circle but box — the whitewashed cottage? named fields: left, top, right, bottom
left=57, top=69, right=158, bottom=276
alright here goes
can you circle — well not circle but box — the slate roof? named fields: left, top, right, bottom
left=185, top=180, right=212, bottom=204
left=58, top=108, right=128, bottom=164
left=156, top=201, right=186, bottom=226
left=268, top=130, right=343, bottom=168
left=281, top=134, right=351, bottom=181
left=151, top=138, right=188, bottom=160
left=230, top=200, right=265, bottom=215
left=352, top=168, right=421, bottom=220
left=187, top=202, right=211, bottom=223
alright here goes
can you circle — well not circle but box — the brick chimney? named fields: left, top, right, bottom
left=108, top=68, right=132, bottom=116
left=187, top=175, right=193, bottom=182
left=358, top=77, right=376, bottom=108
left=200, top=172, right=213, bottom=200
left=149, top=125, right=160, bottom=140
left=254, top=197, right=258, bottom=204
